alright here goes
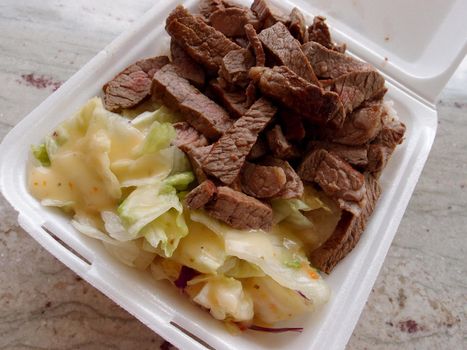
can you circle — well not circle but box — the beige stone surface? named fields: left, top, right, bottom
left=0, top=1, right=465, bottom=349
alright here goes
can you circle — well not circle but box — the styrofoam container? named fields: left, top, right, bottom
left=1, top=0, right=465, bottom=349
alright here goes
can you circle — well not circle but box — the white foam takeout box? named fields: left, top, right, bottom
left=1, top=0, right=466, bottom=349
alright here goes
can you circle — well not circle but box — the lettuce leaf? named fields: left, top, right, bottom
left=138, top=121, right=176, bottom=155
left=163, top=172, right=195, bottom=191
left=31, top=143, right=50, bottom=166
left=190, top=211, right=330, bottom=303
left=192, top=276, right=254, bottom=322
left=243, top=276, right=315, bottom=324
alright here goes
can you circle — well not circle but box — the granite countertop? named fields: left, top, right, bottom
left=0, top=1, right=465, bottom=349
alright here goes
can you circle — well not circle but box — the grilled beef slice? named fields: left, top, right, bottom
left=244, top=23, right=266, bottom=67
left=170, top=40, right=205, bottom=87
left=241, top=162, right=286, bottom=198
left=307, top=16, right=345, bottom=53
left=219, top=48, right=255, bottom=88
left=251, top=0, right=289, bottom=29
left=367, top=108, right=406, bottom=176
left=202, top=98, right=277, bottom=185
left=185, top=180, right=218, bottom=209
left=205, top=186, right=273, bottom=230
left=152, top=64, right=232, bottom=140
left=258, top=22, right=319, bottom=85
left=172, top=122, right=209, bottom=152
left=208, top=80, right=249, bottom=119
left=289, top=7, right=307, bottom=43
left=166, top=6, right=241, bottom=74
left=298, top=149, right=366, bottom=216
left=186, top=145, right=213, bottom=183
left=199, top=0, right=224, bottom=20
left=302, top=41, right=372, bottom=79
left=308, top=141, right=368, bottom=167
left=329, top=100, right=384, bottom=145
left=249, top=66, right=344, bottom=128
left=266, top=124, right=300, bottom=159
left=209, top=5, right=261, bottom=37
left=262, top=157, right=304, bottom=199
left=332, top=71, right=386, bottom=115
left=309, top=174, right=381, bottom=273
left=103, top=56, right=169, bottom=112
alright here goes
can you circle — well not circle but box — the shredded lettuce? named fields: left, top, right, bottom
left=190, top=211, right=330, bottom=303
left=192, top=276, right=254, bottom=322
left=31, top=143, right=51, bottom=166
left=163, top=172, right=195, bottom=191
left=138, top=121, right=176, bottom=155
left=244, top=276, right=315, bottom=324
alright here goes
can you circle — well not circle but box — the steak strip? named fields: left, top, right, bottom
left=298, top=148, right=366, bottom=216
left=166, top=6, right=241, bottom=74
left=258, top=22, right=319, bottom=85
left=103, top=56, right=169, bottom=112
left=302, top=41, right=372, bottom=79
left=250, top=66, right=344, bottom=128
left=205, top=186, right=273, bottom=230
left=241, top=162, right=286, bottom=198
left=170, top=40, right=205, bottom=87
left=152, top=64, right=232, bottom=140
left=202, top=98, right=277, bottom=185
left=309, top=174, right=381, bottom=273
left=244, top=23, right=266, bottom=67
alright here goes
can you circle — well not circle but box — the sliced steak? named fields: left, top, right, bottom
left=199, top=0, right=224, bottom=20
left=241, top=162, right=286, bottom=198
left=202, top=98, right=277, bottom=185
left=210, top=6, right=260, bottom=37
left=219, top=48, right=255, bottom=88
left=266, top=124, right=300, bottom=159
left=103, top=56, right=169, bottom=112
left=367, top=106, right=406, bottom=175
left=308, top=141, right=368, bottom=167
left=251, top=0, right=289, bottom=29
left=152, top=64, right=232, bottom=139
left=258, top=22, right=319, bottom=85
left=250, top=66, right=345, bottom=128
left=173, top=122, right=209, bottom=152
left=307, top=16, right=345, bottom=53
left=302, top=41, right=372, bottom=79
left=185, top=180, right=218, bottom=209
left=289, top=7, right=307, bottom=43
left=309, top=174, right=381, bottom=273
left=330, top=100, right=383, bottom=145
left=205, top=186, right=273, bottom=230
left=187, top=145, right=212, bottom=183
left=166, top=6, right=241, bottom=74
left=244, top=23, right=266, bottom=67
left=262, top=157, right=304, bottom=199
left=247, top=137, right=268, bottom=160
left=208, top=80, right=248, bottom=119
left=170, top=40, right=205, bottom=87
left=332, top=71, right=386, bottom=115
left=298, top=149, right=366, bottom=216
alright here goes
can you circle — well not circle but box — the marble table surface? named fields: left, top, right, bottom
left=0, top=1, right=465, bottom=349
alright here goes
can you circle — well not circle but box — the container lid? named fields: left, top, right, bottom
left=291, top=0, right=467, bottom=104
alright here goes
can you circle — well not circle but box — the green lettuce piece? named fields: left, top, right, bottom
left=163, top=172, right=195, bottom=191
left=141, top=207, right=188, bottom=257
left=271, top=198, right=314, bottom=228
left=139, top=121, right=176, bottom=155
left=31, top=143, right=50, bottom=166
left=117, top=182, right=180, bottom=236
